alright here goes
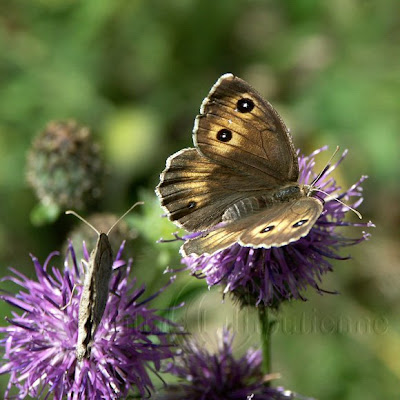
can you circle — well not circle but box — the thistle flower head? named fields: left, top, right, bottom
left=157, top=329, right=312, bottom=400
left=0, top=242, right=178, bottom=399
left=26, top=120, right=104, bottom=211
left=182, top=148, right=373, bottom=307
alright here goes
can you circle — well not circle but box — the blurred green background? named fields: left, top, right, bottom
left=0, top=0, right=399, bottom=399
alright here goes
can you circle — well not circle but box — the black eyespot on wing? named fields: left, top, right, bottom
left=260, top=225, right=275, bottom=233
left=187, top=201, right=196, bottom=209
left=217, top=129, right=232, bottom=142
left=292, top=219, right=308, bottom=228
left=237, top=98, right=254, bottom=113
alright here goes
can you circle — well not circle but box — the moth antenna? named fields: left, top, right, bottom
left=310, top=146, right=340, bottom=187
left=65, top=210, right=100, bottom=235
left=106, top=201, right=144, bottom=235
left=311, top=188, right=362, bottom=219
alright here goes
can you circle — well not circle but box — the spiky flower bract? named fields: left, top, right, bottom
left=182, top=148, right=373, bottom=307
left=0, top=242, right=179, bottom=399
left=157, top=329, right=311, bottom=400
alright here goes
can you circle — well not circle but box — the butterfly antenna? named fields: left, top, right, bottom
left=106, top=201, right=144, bottom=235
left=310, top=146, right=340, bottom=187
left=65, top=210, right=100, bottom=235
left=311, top=187, right=362, bottom=219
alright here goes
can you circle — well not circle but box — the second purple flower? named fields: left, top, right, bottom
left=0, top=242, right=180, bottom=399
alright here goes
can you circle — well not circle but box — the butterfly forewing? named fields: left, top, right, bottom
left=194, top=73, right=299, bottom=183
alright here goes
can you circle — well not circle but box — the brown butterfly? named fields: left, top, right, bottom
left=156, top=73, right=324, bottom=257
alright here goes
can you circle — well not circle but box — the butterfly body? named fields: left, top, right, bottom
left=156, top=74, right=323, bottom=257
left=221, top=184, right=303, bottom=222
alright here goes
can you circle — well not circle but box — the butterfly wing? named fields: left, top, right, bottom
left=157, top=74, right=300, bottom=233
left=156, top=148, right=274, bottom=232
left=181, top=197, right=323, bottom=256
left=239, top=196, right=323, bottom=248
left=194, top=73, right=299, bottom=183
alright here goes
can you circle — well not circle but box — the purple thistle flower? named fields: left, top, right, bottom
left=0, top=242, right=179, bottom=399
left=157, top=329, right=313, bottom=400
left=181, top=148, right=373, bottom=307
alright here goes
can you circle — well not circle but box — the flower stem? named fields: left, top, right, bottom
left=258, top=306, right=274, bottom=378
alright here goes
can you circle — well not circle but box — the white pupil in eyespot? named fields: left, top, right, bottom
left=261, top=225, right=274, bottom=233
left=293, top=219, right=308, bottom=227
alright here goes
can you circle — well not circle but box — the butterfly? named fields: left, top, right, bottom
left=156, top=73, right=324, bottom=257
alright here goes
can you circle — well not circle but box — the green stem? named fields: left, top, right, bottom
left=258, top=306, right=273, bottom=378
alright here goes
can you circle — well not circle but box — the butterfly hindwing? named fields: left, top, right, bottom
left=181, top=197, right=323, bottom=256
left=239, top=196, right=323, bottom=248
